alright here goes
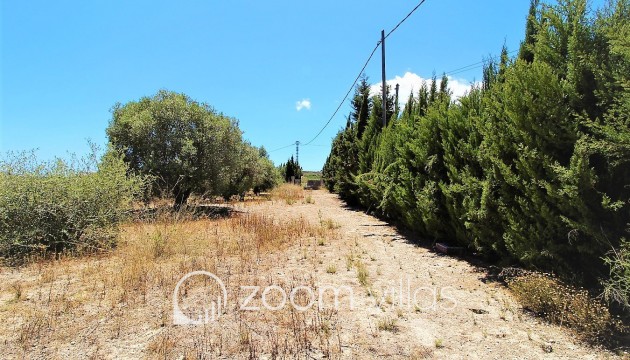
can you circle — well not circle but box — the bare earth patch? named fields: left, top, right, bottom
left=0, top=190, right=620, bottom=359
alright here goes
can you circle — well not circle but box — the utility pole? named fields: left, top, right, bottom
left=381, top=30, right=387, bottom=128
left=295, top=141, right=300, bottom=165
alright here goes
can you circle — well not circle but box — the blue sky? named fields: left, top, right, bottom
left=1, top=0, right=607, bottom=170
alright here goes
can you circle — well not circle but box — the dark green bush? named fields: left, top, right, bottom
left=0, top=148, right=145, bottom=263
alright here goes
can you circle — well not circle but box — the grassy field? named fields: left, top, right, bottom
left=302, top=171, right=322, bottom=181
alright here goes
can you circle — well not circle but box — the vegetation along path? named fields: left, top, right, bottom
left=243, top=189, right=618, bottom=359
left=0, top=188, right=620, bottom=359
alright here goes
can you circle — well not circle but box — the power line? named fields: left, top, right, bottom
left=291, top=49, right=517, bottom=152
left=303, top=43, right=380, bottom=146
left=385, top=0, right=427, bottom=39
left=279, top=48, right=513, bottom=154
left=278, top=0, right=515, bottom=155
left=445, top=49, right=519, bottom=77
left=268, top=143, right=295, bottom=153
left=304, top=0, right=429, bottom=146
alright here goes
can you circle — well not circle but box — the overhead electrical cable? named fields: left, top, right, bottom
left=268, top=143, right=296, bottom=153
left=385, top=0, right=427, bottom=39
left=271, top=0, right=517, bottom=160
left=303, top=44, right=380, bottom=146
left=303, top=0, right=429, bottom=146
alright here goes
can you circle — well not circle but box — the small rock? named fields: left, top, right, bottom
left=541, top=344, right=553, bottom=353
left=469, top=308, right=489, bottom=314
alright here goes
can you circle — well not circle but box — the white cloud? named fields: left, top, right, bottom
left=369, top=72, right=480, bottom=109
left=296, top=99, right=312, bottom=111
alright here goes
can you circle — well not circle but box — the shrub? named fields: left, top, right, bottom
left=602, top=238, right=630, bottom=312
left=0, top=147, right=145, bottom=263
left=508, top=273, right=620, bottom=341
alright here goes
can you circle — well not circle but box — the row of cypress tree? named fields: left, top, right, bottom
left=279, top=155, right=303, bottom=183
left=323, top=0, right=630, bottom=292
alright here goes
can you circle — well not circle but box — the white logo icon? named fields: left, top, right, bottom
left=172, top=271, right=228, bottom=325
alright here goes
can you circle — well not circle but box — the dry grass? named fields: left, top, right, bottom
left=326, top=264, right=337, bottom=274
left=320, top=218, right=340, bottom=230
left=354, top=260, right=369, bottom=287
left=0, top=205, right=341, bottom=359
left=410, top=345, right=435, bottom=359
left=508, top=273, right=622, bottom=341
left=271, top=183, right=304, bottom=204
left=376, top=316, right=397, bottom=332
left=1, top=189, right=621, bottom=359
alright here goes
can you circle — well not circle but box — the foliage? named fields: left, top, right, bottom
left=0, top=147, right=145, bottom=263
left=106, top=90, right=277, bottom=207
left=279, top=155, right=302, bottom=183
left=323, top=0, right=630, bottom=304
left=508, top=273, right=620, bottom=341
left=602, top=238, right=630, bottom=311
left=302, top=171, right=322, bottom=181
left=252, top=147, right=280, bottom=194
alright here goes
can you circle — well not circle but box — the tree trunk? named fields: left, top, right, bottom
left=173, top=187, right=191, bottom=211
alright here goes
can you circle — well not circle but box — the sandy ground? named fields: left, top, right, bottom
left=0, top=189, right=621, bottom=359
left=239, top=189, right=618, bottom=359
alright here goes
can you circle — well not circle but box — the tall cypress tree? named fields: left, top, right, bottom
left=498, top=45, right=510, bottom=82
left=438, top=73, right=451, bottom=104
left=283, top=155, right=302, bottom=182
left=482, top=57, right=498, bottom=91
left=428, top=73, right=438, bottom=105
left=322, top=76, right=372, bottom=204
left=403, top=91, right=415, bottom=118
left=519, top=0, right=540, bottom=63
left=417, top=82, right=430, bottom=116
left=352, top=76, right=372, bottom=140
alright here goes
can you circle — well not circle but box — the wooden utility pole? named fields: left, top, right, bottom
left=381, top=30, right=387, bottom=128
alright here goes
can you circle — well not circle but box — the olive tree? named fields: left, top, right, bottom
left=107, top=90, right=275, bottom=208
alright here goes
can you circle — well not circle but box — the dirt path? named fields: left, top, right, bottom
left=0, top=189, right=617, bottom=359
left=240, top=190, right=613, bottom=359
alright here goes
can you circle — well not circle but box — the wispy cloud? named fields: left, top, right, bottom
left=369, top=72, right=480, bottom=109
left=296, top=99, right=311, bottom=111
